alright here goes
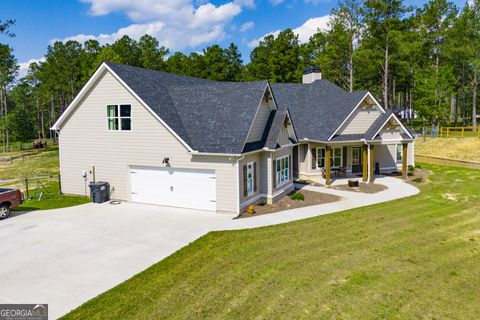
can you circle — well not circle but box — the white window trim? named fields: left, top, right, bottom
left=246, top=161, right=255, bottom=196
left=396, top=144, right=403, bottom=163
left=316, top=147, right=343, bottom=169
left=275, top=155, right=290, bottom=187
left=107, top=104, right=132, bottom=131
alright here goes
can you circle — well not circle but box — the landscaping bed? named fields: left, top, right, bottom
left=241, top=189, right=341, bottom=217
left=331, top=182, right=388, bottom=194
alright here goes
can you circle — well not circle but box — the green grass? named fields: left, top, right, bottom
left=62, top=163, right=480, bottom=320
left=15, top=183, right=90, bottom=211
left=0, top=146, right=61, bottom=178
left=1, top=145, right=90, bottom=210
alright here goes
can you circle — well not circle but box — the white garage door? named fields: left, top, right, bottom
left=129, top=166, right=216, bottom=211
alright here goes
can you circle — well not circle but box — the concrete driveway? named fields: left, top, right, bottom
left=0, top=203, right=232, bottom=319
left=0, top=176, right=418, bottom=319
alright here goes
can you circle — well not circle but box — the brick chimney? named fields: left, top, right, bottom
left=302, top=66, right=322, bottom=84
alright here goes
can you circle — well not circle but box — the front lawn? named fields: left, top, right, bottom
left=62, top=163, right=480, bottom=320
left=1, top=145, right=90, bottom=210
left=415, top=137, right=480, bottom=162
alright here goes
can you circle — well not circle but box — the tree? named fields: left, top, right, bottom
left=224, top=43, right=243, bottom=81
left=0, top=19, right=15, bottom=37
left=331, top=0, right=364, bottom=92
left=137, top=35, right=169, bottom=71
left=363, top=0, right=410, bottom=109
left=0, top=44, right=18, bottom=151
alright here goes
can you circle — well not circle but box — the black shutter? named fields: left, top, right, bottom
left=253, top=162, right=257, bottom=192
left=243, top=165, right=247, bottom=197
left=343, top=146, right=347, bottom=168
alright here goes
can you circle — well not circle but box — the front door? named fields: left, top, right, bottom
left=351, top=147, right=362, bottom=173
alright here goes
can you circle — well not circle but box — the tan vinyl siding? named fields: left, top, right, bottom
left=246, top=99, right=272, bottom=143
left=238, top=152, right=262, bottom=205
left=339, top=105, right=381, bottom=134
left=374, top=144, right=414, bottom=170
left=59, top=70, right=238, bottom=214
left=298, top=144, right=308, bottom=173
left=278, top=125, right=291, bottom=146
left=273, top=146, right=293, bottom=193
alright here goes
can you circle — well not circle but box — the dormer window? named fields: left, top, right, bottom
left=107, top=104, right=131, bottom=131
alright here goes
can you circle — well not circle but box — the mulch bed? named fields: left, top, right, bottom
left=240, top=189, right=341, bottom=218
left=331, top=182, right=388, bottom=194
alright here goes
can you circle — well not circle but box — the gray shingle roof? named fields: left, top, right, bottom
left=365, top=109, right=393, bottom=140
left=106, top=62, right=267, bottom=153
left=106, top=62, right=372, bottom=153
left=271, top=81, right=368, bottom=141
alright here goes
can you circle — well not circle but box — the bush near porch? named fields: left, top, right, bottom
left=62, top=163, right=480, bottom=320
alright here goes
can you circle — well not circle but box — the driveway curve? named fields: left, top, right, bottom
left=0, top=176, right=418, bottom=319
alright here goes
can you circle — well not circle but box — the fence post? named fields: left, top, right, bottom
left=447, top=127, right=450, bottom=137
left=462, top=127, right=464, bottom=137
left=10, top=157, right=12, bottom=165
left=440, top=127, right=443, bottom=137
left=25, top=178, right=29, bottom=200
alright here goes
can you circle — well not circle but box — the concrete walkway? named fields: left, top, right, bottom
left=222, top=176, right=419, bottom=230
left=0, top=176, right=418, bottom=319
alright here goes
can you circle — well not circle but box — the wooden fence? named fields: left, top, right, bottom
left=438, top=126, right=480, bottom=138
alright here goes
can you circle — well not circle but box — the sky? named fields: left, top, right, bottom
left=1, top=0, right=469, bottom=78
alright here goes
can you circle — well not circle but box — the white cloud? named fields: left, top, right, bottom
left=57, top=0, right=253, bottom=51
left=247, top=15, right=330, bottom=48
left=269, top=0, right=284, bottom=6
left=240, top=21, right=255, bottom=32
left=17, top=58, right=45, bottom=79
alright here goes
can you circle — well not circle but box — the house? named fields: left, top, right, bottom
left=52, top=63, right=415, bottom=215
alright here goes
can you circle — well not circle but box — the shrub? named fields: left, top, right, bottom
left=412, top=177, right=422, bottom=183
left=408, top=165, right=415, bottom=172
left=290, top=192, right=305, bottom=201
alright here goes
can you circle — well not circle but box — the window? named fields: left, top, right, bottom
left=107, top=104, right=131, bottom=131
left=396, top=144, right=402, bottom=162
left=246, top=162, right=254, bottom=196
left=317, top=147, right=342, bottom=168
left=276, top=156, right=289, bottom=186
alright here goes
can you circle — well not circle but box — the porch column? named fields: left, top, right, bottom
left=267, top=153, right=273, bottom=204
left=369, top=144, right=375, bottom=183
left=402, top=142, right=408, bottom=180
left=362, top=145, right=368, bottom=182
left=325, top=146, right=331, bottom=186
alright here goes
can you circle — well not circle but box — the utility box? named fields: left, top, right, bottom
left=89, top=181, right=110, bottom=204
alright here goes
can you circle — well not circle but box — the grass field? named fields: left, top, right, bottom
left=61, top=163, right=480, bottom=320
left=415, top=137, right=480, bottom=162
left=0, top=146, right=90, bottom=210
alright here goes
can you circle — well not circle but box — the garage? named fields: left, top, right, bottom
left=129, top=166, right=217, bottom=211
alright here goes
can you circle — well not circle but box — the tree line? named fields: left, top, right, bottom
left=1, top=0, right=479, bottom=149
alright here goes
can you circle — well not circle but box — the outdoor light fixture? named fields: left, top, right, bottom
left=162, top=157, right=170, bottom=167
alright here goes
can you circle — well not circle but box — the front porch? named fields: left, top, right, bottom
left=298, top=141, right=414, bottom=186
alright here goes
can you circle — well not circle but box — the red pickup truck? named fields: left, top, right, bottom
left=0, top=188, right=23, bottom=220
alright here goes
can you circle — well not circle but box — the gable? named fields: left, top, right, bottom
left=277, top=115, right=296, bottom=147
left=60, top=69, right=190, bottom=153
left=246, top=87, right=276, bottom=143
left=338, top=98, right=382, bottom=135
